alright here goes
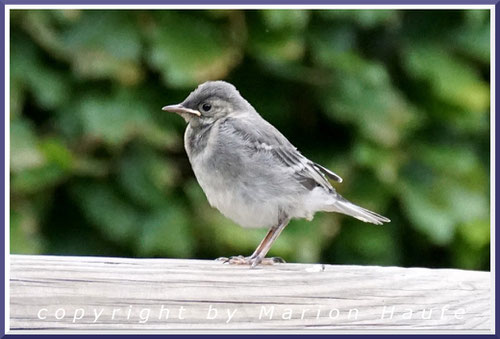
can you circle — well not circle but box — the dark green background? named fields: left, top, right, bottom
left=10, top=9, right=490, bottom=270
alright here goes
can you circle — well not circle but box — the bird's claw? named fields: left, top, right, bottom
left=215, top=255, right=286, bottom=267
left=216, top=255, right=248, bottom=265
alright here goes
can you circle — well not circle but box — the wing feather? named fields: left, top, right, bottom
left=222, top=115, right=341, bottom=191
left=313, top=163, right=343, bottom=183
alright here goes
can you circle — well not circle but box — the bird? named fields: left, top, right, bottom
left=163, top=80, right=390, bottom=267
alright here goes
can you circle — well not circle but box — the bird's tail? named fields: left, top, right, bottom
left=327, top=196, right=390, bottom=225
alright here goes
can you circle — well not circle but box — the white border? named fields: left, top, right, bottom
left=4, top=4, right=9, bottom=335
left=489, top=5, right=496, bottom=335
left=3, top=4, right=497, bottom=9
left=4, top=4, right=496, bottom=335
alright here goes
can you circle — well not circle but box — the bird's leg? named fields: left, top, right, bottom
left=249, top=220, right=287, bottom=259
left=217, top=216, right=290, bottom=267
left=249, top=216, right=290, bottom=267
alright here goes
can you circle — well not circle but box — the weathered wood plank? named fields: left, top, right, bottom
left=9, top=254, right=491, bottom=331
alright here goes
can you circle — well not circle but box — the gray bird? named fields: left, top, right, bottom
left=163, top=81, right=390, bottom=267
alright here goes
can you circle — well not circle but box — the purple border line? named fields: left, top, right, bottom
left=495, top=2, right=499, bottom=337
left=490, top=2, right=500, bottom=337
left=1, top=0, right=5, bottom=336
left=1, top=1, right=497, bottom=338
left=1, top=0, right=499, bottom=5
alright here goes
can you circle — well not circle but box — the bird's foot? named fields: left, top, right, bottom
left=216, top=255, right=286, bottom=267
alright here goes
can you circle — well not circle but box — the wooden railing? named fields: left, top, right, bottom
left=9, top=254, right=491, bottom=332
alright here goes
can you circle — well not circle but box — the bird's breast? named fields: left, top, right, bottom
left=184, top=122, right=215, bottom=158
left=185, top=122, right=279, bottom=228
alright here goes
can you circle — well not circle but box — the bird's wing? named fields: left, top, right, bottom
left=313, top=163, right=343, bottom=183
left=221, top=115, right=343, bottom=191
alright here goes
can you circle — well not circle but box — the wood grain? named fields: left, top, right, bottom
left=9, top=254, right=491, bottom=332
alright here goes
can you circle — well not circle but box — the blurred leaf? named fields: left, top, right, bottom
left=11, top=136, right=74, bottom=194
left=400, top=174, right=488, bottom=246
left=117, top=143, right=177, bottom=208
left=39, top=137, right=74, bottom=171
left=138, top=206, right=193, bottom=257
left=403, top=43, right=490, bottom=112
left=247, top=10, right=309, bottom=64
left=10, top=118, right=44, bottom=172
left=17, top=10, right=144, bottom=85
left=12, top=165, right=66, bottom=195
left=71, top=182, right=141, bottom=243
left=341, top=169, right=392, bottom=216
left=11, top=120, right=72, bottom=195
left=319, top=10, right=399, bottom=29
left=448, top=10, right=490, bottom=64
left=146, top=11, right=241, bottom=87
left=10, top=78, right=24, bottom=119
left=10, top=206, right=45, bottom=254
left=260, top=10, right=309, bottom=31
left=444, top=185, right=488, bottom=223
left=278, top=217, right=325, bottom=263
left=14, top=10, right=68, bottom=59
left=458, top=218, right=490, bottom=249
left=61, top=11, right=143, bottom=84
left=309, top=24, right=358, bottom=66
left=331, top=221, right=400, bottom=266
left=317, top=63, right=419, bottom=147
left=76, top=87, right=174, bottom=148
left=249, top=29, right=305, bottom=64
left=352, top=142, right=402, bottom=184
left=310, top=28, right=420, bottom=147
left=452, top=217, right=489, bottom=270
left=400, top=181, right=456, bottom=245
left=11, top=32, right=70, bottom=110
left=451, top=22, right=490, bottom=64
left=415, top=143, right=487, bottom=186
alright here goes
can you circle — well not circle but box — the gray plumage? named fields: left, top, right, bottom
left=163, top=81, right=390, bottom=266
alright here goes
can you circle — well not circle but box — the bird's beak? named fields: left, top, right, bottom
left=162, top=104, right=201, bottom=116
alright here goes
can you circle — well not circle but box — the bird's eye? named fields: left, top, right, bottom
left=201, top=103, right=212, bottom=112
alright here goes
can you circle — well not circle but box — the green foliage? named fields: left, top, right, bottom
left=10, top=9, right=490, bottom=270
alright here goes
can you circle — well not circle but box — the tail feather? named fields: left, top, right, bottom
left=330, top=197, right=390, bottom=225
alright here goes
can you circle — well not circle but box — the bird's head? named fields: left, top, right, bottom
left=163, top=81, right=252, bottom=125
